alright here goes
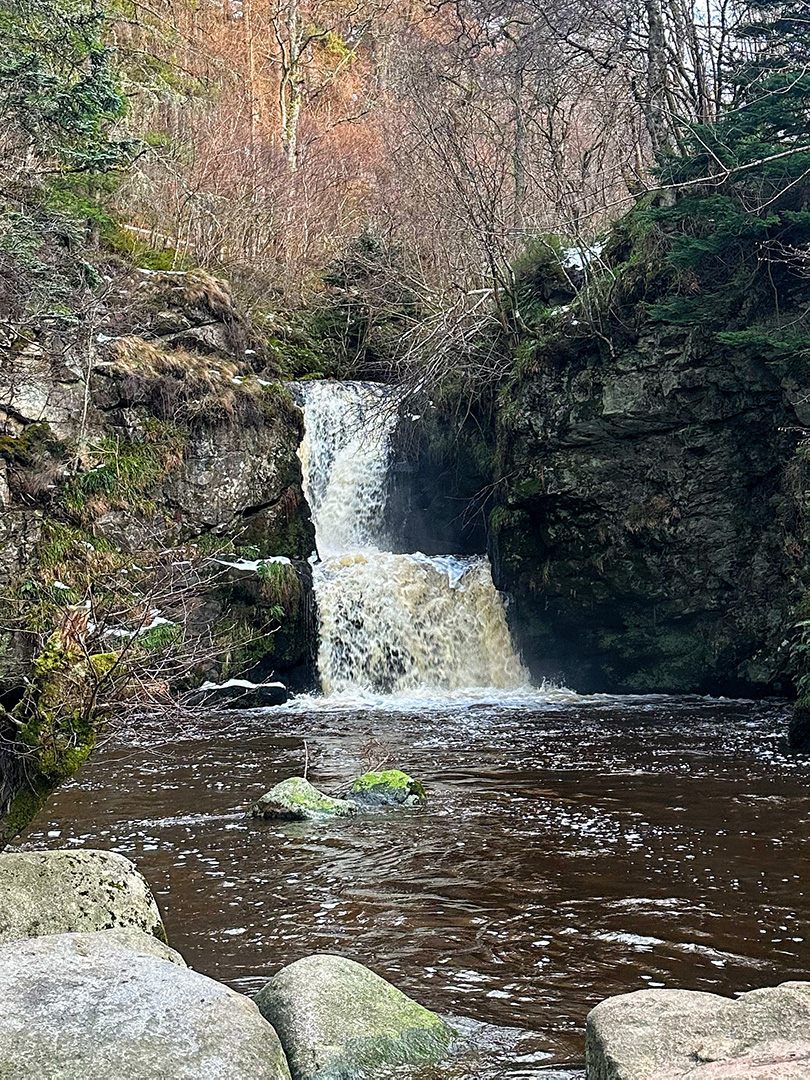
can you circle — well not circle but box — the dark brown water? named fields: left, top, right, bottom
left=23, top=694, right=810, bottom=1078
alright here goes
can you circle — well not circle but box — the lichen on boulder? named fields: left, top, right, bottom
left=0, top=848, right=167, bottom=945
left=0, top=928, right=292, bottom=1080
left=253, top=953, right=455, bottom=1080
left=349, top=769, right=426, bottom=807
left=585, top=982, right=810, bottom=1080
left=250, top=777, right=358, bottom=821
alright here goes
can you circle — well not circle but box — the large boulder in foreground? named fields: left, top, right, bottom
left=0, top=928, right=292, bottom=1079
left=254, top=953, right=454, bottom=1080
left=250, top=777, right=357, bottom=821
left=349, top=769, right=427, bottom=807
left=0, top=848, right=166, bottom=944
left=586, top=983, right=810, bottom=1079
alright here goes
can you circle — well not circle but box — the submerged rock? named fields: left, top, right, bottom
left=254, top=953, right=454, bottom=1080
left=349, top=769, right=427, bottom=807
left=585, top=982, right=810, bottom=1079
left=250, top=777, right=358, bottom=821
left=0, top=849, right=166, bottom=944
left=189, top=678, right=289, bottom=708
left=0, top=928, right=292, bottom=1079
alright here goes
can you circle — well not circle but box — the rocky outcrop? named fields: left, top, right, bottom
left=491, top=319, right=807, bottom=696
left=0, top=267, right=316, bottom=693
left=585, top=983, right=810, bottom=1079
left=253, top=953, right=454, bottom=1080
left=0, top=928, right=292, bottom=1080
left=250, top=778, right=357, bottom=821
left=0, top=267, right=317, bottom=844
left=0, top=848, right=166, bottom=944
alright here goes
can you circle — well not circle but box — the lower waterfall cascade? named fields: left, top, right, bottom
left=294, top=380, right=530, bottom=697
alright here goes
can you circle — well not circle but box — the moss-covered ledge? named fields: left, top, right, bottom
left=0, top=627, right=116, bottom=850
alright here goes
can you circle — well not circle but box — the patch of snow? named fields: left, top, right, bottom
left=562, top=242, right=605, bottom=270
left=214, top=556, right=292, bottom=571
left=197, top=678, right=285, bottom=691
left=104, top=610, right=174, bottom=640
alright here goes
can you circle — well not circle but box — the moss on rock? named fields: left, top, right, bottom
left=250, top=777, right=358, bottom=821
left=349, top=769, right=427, bottom=807
left=254, top=953, right=455, bottom=1080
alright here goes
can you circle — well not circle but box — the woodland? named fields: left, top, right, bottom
left=2, top=1, right=810, bottom=1076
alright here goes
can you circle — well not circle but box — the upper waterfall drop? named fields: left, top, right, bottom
left=295, top=381, right=530, bottom=697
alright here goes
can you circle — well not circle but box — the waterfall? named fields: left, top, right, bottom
left=295, top=381, right=530, bottom=698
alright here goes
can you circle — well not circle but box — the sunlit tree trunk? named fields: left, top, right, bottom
left=277, top=0, right=303, bottom=170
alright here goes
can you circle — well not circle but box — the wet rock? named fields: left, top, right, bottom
left=254, top=953, right=454, bottom=1080
left=349, top=769, right=427, bottom=807
left=0, top=849, right=166, bottom=944
left=189, top=678, right=289, bottom=708
left=250, top=777, right=357, bottom=821
left=585, top=983, right=810, bottom=1079
left=0, top=928, right=292, bottom=1079
left=787, top=697, right=810, bottom=749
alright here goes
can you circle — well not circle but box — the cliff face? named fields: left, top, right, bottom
left=0, top=267, right=316, bottom=696
left=490, top=322, right=808, bottom=695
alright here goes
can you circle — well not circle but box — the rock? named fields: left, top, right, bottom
left=787, top=698, right=810, bottom=749
left=677, top=1042, right=810, bottom=1078
left=0, top=928, right=292, bottom=1079
left=0, top=848, right=167, bottom=944
left=485, top=299, right=807, bottom=696
left=349, top=769, right=427, bottom=807
left=250, top=777, right=357, bottom=821
left=189, top=678, right=289, bottom=708
left=253, top=953, right=454, bottom=1080
left=151, top=309, right=192, bottom=335
left=585, top=983, right=810, bottom=1080
left=66, top=926, right=187, bottom=965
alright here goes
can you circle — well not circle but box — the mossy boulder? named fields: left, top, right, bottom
left=250, top=777, right=358, bottom=821
left=253, top=954, right=455, bottom=1080
left=0, top=849, right=166, bottom=945
left=349, top=769, right=426, bottom=807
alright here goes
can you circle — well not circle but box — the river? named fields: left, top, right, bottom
left=25, top=692, right=807, bottom=1077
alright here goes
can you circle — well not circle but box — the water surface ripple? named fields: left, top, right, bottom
left=25, top=695, right=810, bottom=1078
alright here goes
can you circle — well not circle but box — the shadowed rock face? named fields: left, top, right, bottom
left=254, top=953, right=454, bottom=1080
left=0, top=929, right=292, bottom=1080
left=586, top=982, right=810, bottom=1080
left=492, top=325, right=807, bottom=696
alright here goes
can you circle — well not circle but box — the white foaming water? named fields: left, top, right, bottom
left=295, top=381, right=535, bottom=699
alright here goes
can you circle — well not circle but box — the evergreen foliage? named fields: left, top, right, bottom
left=0, top=0, right=132, bottom=175
left=637, top=0, right=810, bottom=344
